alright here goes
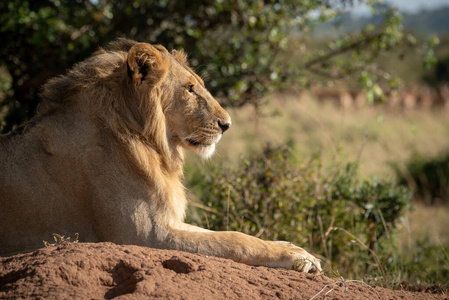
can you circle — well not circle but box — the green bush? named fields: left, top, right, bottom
left=187, top=144, right=411, bottom=278
left=394, top=151, right=449, bottom=205
left=397, top=236, right=449, bottom=286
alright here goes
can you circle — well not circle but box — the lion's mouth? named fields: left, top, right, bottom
left=184, top=136, right=218, bottom=159
left=186, top=139, right=208, bottom=147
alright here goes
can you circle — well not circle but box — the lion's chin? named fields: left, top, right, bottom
left=183, top=139, right=216, bottom=159
left=195, top=143, right=216, bottom=159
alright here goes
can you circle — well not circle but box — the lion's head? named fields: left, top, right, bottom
left=126, top=40, right=231, bottom=159
left=39, top=39, right=231, bottom=160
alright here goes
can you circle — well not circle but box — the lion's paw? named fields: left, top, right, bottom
left=273, top=241, right=322, bottom=274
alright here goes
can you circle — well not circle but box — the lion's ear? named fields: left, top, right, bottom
left=171, top=49, right=188, bottom=64
left=127, top=43, right=169, bottom=87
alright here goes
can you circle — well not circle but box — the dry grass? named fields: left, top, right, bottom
left=398, top=203, right=449, bottom=247
left=212, top=93, right=449, bottom=180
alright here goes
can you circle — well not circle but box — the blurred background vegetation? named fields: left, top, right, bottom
left=0, top=0, right=442, bottom=131
left=1, top=0, right=449, bottom=293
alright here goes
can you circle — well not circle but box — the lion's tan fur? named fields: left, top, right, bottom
left=37, top=40, right=187, bottom=224
left=0, top=39, right=321, bottom=273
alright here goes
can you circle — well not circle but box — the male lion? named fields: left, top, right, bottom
left=0, top=39, right=321, bottom=273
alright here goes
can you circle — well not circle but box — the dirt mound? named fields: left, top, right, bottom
left=0, top=242, right=444, bottom=299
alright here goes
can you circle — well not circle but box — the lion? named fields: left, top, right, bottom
left=0, top=39, right=321, bottom=273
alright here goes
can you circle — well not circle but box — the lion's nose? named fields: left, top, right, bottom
left=218, top=120, right=231, bottom=133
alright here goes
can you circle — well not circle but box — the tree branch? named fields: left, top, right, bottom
left=303, top=31, right=384, bottom=78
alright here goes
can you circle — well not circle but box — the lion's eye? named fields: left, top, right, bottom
left=187, top=85, right=194, bottom=93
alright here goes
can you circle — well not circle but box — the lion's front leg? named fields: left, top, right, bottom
left=157, top=226, right=322, bottom=274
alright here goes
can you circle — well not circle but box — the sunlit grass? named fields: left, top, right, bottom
left=210, top=93, right=449, bottom=180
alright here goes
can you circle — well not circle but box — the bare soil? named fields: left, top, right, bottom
left=0, top=242, right=446, bottom=299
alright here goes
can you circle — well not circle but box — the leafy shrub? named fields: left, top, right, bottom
left=394, top=151, right=449, bottom=205
left=398, top=237, right=449, bottom=286
left=187, top=144, right=411, bottom=278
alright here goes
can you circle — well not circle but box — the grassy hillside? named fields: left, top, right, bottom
left=314, top=6, right=449, bottom=36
